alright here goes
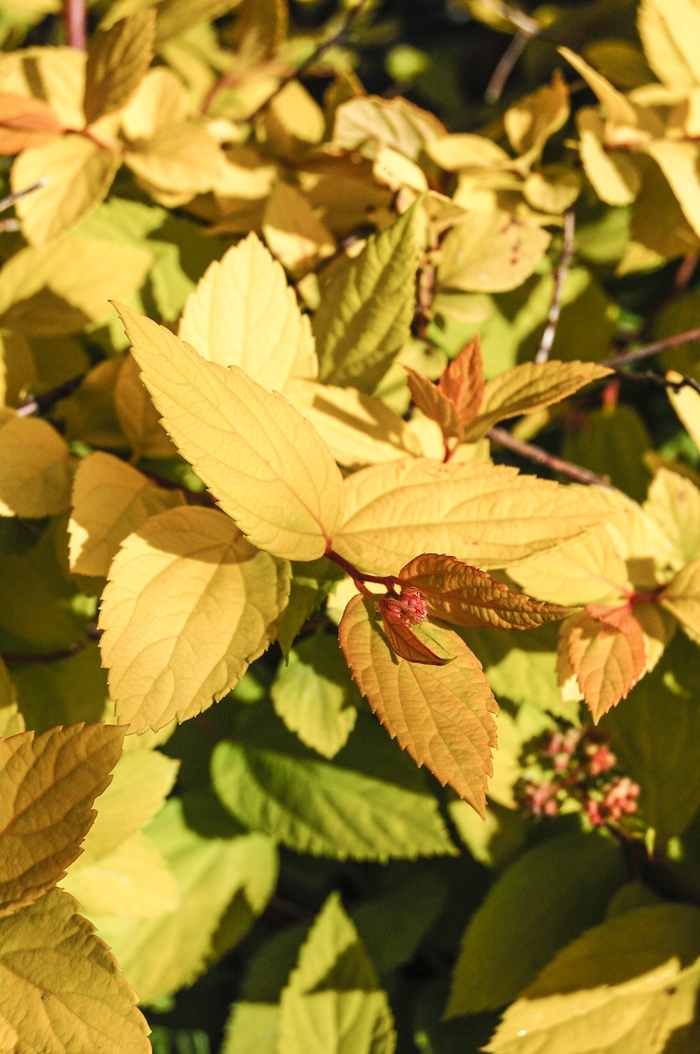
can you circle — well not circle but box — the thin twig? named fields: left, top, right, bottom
left=0, top=179, right=48, bottom=214
left=603, top=328, right=700, bottom=370
left=204, top=0, right=370, bottom=119
left=64, top=0, right=86, bottom=50
left=535, top=209, right=576, bottom=365
left=612, top=368, right=700, bottom=398
left=485, top=30, right=531, bottom=105
left=488, top=425, right=613, bottom=487
left=17, top=373, right=86, bottom=417
left=2, top=642, right=86, bottom=665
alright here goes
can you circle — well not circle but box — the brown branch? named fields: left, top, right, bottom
left=535, top=209, right=576, bottom=365
left=0, top=179, right=49, bottom=215
left=204, top=0, right=370, bottom=119
left=17, top=373, right=86, bottom=417
left=64, top=0, right=86, bottom=50
left=612, top=368, right=700, bottom=398
left=485, top=30, right=531, bottom=105
left=603, top=327, right=700, bottom=370
left=488, top=425, right=613, bottom=487
left=2, top=642, right=86, bottom=665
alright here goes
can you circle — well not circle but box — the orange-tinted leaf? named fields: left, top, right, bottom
left=399, top=553, right=570, bottom=630
left=405, top=337, right=484, bottom=441
left=0, top=93, right=62, bottom=154
left=339, top=595, right=498, bottom=815
left=377, top=594, right=448, bottom=665
left=562, top=611, right=646, bottom=722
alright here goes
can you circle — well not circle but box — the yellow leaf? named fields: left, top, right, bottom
left=560, top=609, right=646, bottom=721
left=426, top=133, right=510, bottom=172
left=661, top=558, right=700, bottom=645
left=333, top=459, right=615, bottom=577
left=577, top=108, right=641, bottom=206
left=642, top=139, right=700, bottom=238
left=0, top=332, right=35, bottom=408
left=643, top=467, right=700, bottom=569
left=120, top=67, right=189, bottom=141
left=69, top=451, right=184, bottom=577
left=0, top=722, right=125, bottom=916
left=227, top=0, right=286, bottom=66
left=125, top=120, right=224, bottom=200
left=437, top=210, right=551, bottom=294
left=638, top=0, right=700, bottom=89
left=0, top=238, right=152, bottom=334
left=285, top=379, right=429, bottom=470
left=373, top=145, right=429, bottom=193
left=179, top=232, right=318, bottom=390
left=523, top=167, right=580, bottom=214
left=668, top=372, right=700, bottom=449
left=0, top=659, right=22, bottom=739
left=115, top=303, right=344, bottom=560
left=462, top=359, right=612, bottom=442
left=505, top=70, right=569, bottom=168
left=12, top=136, right=120, bottom=247
left=332, top=94, right=446, bottom=161
left=0, top=886, right=150, bottom=1053
left=114, top=352, right=177, bottom=459
left=61, top=831, right=179, bottom=919
left=99, top=505, right=290, bottom=732
left=558, top=46, right=639, bottom=126
left=0, top=46, right=86, bottom=130
left=73, top=747, right=178, bottom=868
left=156, top=0, right=242, bottom=44
left=0, top=416, right=72, bottom=518
left=509, top=525, right=630, bottom=607
left=339, top=595, right=498, bottom=815
left=263, top=81, right=325, bottom=154
left=262, top=180, right=335, bottom=276
left=84, top=10, right=155, bottom=124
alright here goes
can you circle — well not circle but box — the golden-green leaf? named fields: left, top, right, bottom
left=333, top=459, right=615, bottom=577
left=262, top=180, right=336, bottom=277
left=84, top=10, right=155, bottom=124
left=0, top=722, right=125, bottom=916
left=577, top=108, right=641, bottom=206
left=12, top=136, right=120, bottom=247
left=339, top=594, right=498, bottom=815
left=437, top=210, right=551, bottom=294
left=560, top=609, right=647, bottom=722
left=643, top=467, right=700, bottom=569
left=0, top=886, right=150, bottom=1054
left=99, top=505, right=290, bottom=732
left=558, top=46, right=639, bottom=126
left=125, top=122, right=224, bottom=201
left=399, top=554, right=570, bottom=630
left=114, top=352, right=176, bottom=459
left=0, top=416, right=72, bottom=519
left=314, top=204, right=420, bottom=393
left=462, top=359, right=612, bottom=441
left=115, top=303, right=345, bottom=561
left=638, top=0, right=700, bottom=90
left=643, top=139, right=700, bottom=239
left=504, top=70, right=569, bottom=168
left=178, top=232, right=317, bottom=391
left=278, top=892, right=397, bottom=1054
left=509, top=525, right=630, bottom=607
left=332, top=94, right=445, bottom=161
left=661, top=558, right=700, bottom=644
left=668, top=372, right=700, bottom=449
left=69, top=451, right=184, bottom=577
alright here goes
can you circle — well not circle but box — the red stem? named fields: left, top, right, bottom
left=64, top=0, right=86, bottom=50
left=326, top=549, right=399, bottom=595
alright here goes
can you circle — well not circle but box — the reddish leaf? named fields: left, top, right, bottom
left=562, top=610, right=646, bottom=723
left=339, top=595, right=498, bottom=815
left=405, top=337, right=484, bottom=440
left=0, top=93, right=62, bottom=154
left=377, top=593, right=448, bottom=665
left=399, top=553, right=570, bottom=630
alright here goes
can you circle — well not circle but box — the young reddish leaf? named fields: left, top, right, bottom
left=377, top=593, right=448, bottom=665
left=399, top=553, right=571, bottom=630
left=0, top=722, right=125, bottom=916
left=560, top=610, right=646, bottom=722
left=405, top=337, right=484, bottom=441
left=339, top=595, right=498, bottom=815
left=0, top=93, right=62, bottom=154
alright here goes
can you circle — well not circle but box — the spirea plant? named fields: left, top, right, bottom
left=2, top=0, right=700, bottom=1051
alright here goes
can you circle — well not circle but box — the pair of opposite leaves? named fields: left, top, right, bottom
left=106, top=297, right=614, bottom=815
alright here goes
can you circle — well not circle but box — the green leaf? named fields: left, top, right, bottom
left=277, top=891, right=397, bottom=1054
left=88, top=798, right=277, bottom=1005
left=446, top=831, right=626, bottom=1016
left=485, top=903, right=700, bottom=1054
left=271, top=634, right=359, bottom=758
left=211, top=705, right=455, bottom=861
left=0, top=887, right=150, bottom=1054
left=314, top=204, right=419, bottom=393
left=12, top=644, right=109, bottom=734
left=276, top=558, right=344, bottom=660
left=601, top=635, right=700, bottom=843
left=562, top=405, right=652, bottom=503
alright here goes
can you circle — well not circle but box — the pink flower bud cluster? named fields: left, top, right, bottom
left=383, top=587, right=428, bottom=627
left=516, top=726, right=641, bottom=830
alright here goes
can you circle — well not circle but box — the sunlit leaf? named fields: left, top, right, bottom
left=405, top=336, right=484, bottom=440
left=99, top=505, right=290, bottom=732
left=0, top=886, right=150, bottom=1054
left=83, top=10, right=155, bottom=124
left=643, top=467, right=700, bottom=569
left=0, top=722, right=125, bottom=916
left=437, top=210, right=551, bottom=294
left=115, top=303, right=345, bottom=560
left=0, top=416, right=72, bottom=518
left=263, top=180, right=336, bottom=276
left=505, top=70, right=569, bottom=169
left=332, top=94, right=445, bottom=161
left=661, top=558, right=700, bottom=645
left=339, top=595, right=498, bottom=815
left=0, top=92, right=62, bottom=154
left=560, top=609, right=647, bottom=722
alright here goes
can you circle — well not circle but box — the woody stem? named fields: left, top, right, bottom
left=326, top=549, right=399, bottom=593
